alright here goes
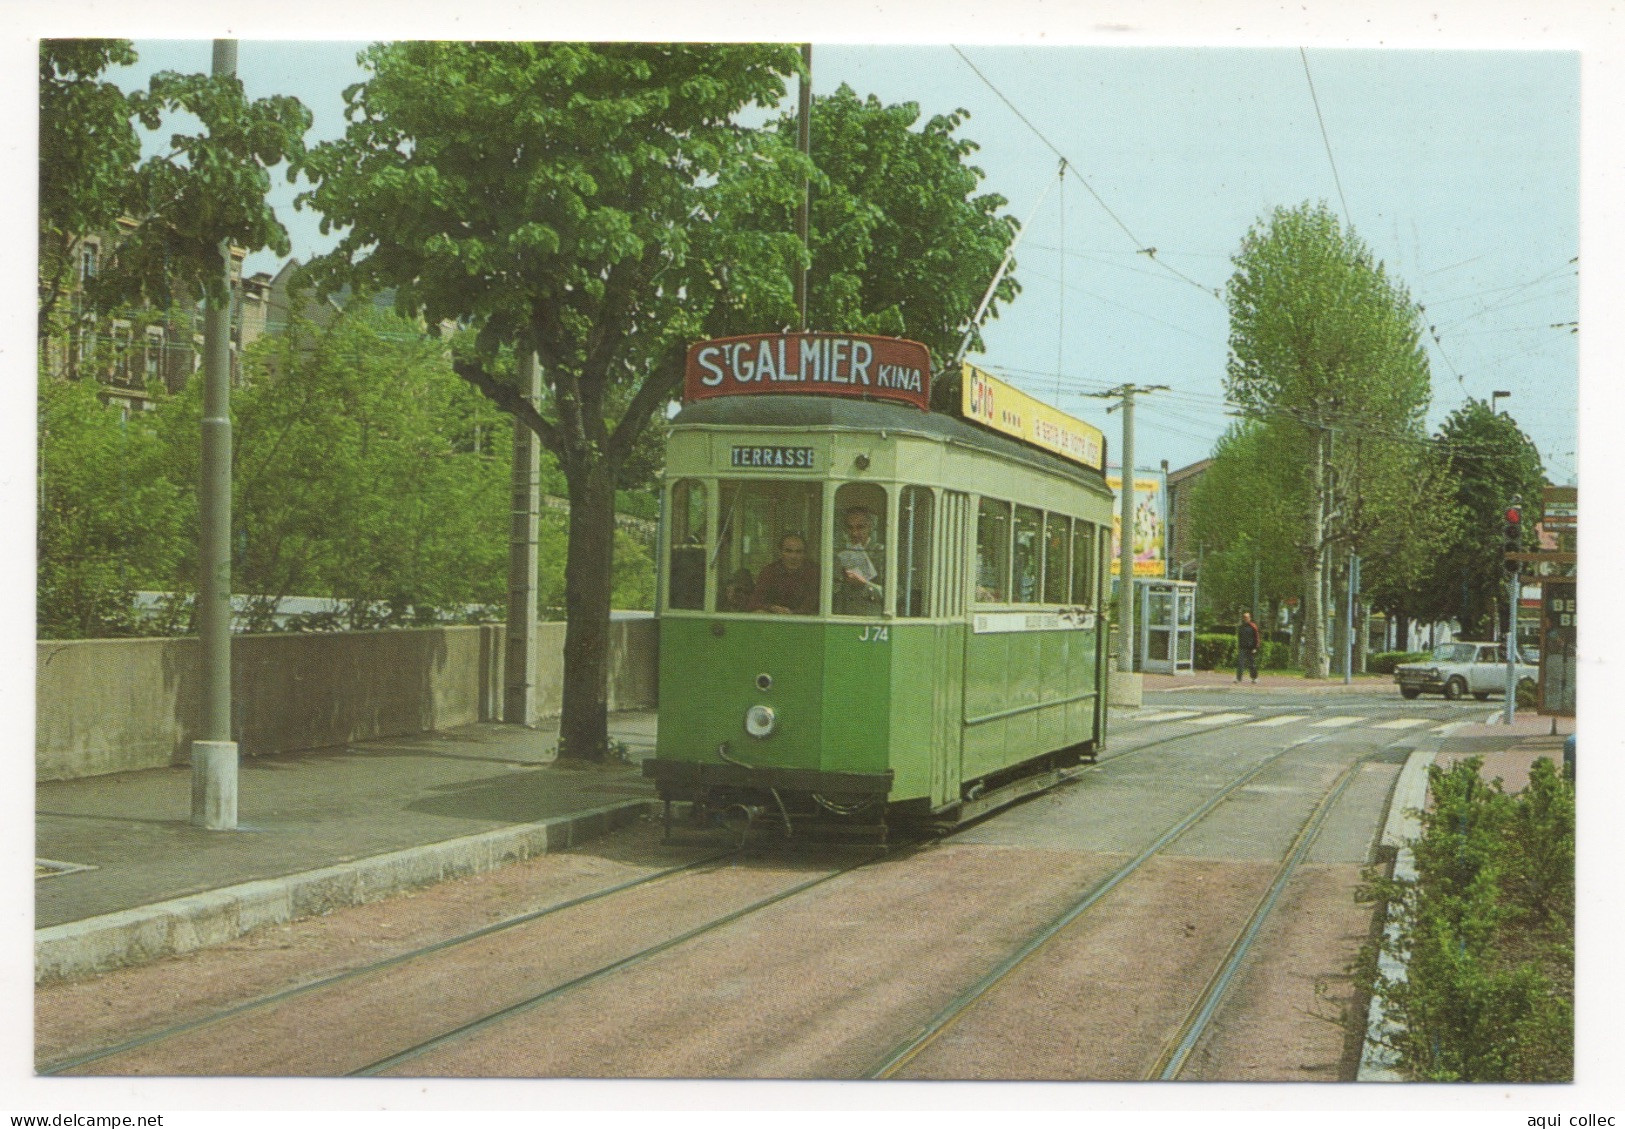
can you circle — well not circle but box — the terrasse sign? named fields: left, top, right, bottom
left=684, top=333, right=932, bottom=411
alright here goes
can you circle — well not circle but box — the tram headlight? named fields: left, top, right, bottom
left=744, top=704, right=777, bottom=739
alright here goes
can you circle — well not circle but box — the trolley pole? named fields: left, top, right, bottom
left=191, top=38, right=238, bottom=830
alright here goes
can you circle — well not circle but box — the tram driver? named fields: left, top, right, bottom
left=748, top=532, right=819, bottom=615
left=834, top=506, right=885, bottom=615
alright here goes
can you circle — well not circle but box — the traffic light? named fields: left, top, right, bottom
left=1503, top=503, right=1523, bottom=573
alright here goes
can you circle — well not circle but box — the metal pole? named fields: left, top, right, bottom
left=1117, top=388, right=1136, bottom=673
left=793, top=44, right=812, bottom=333
left=1504, top=567, right=1520, bottom=724
left=1343, top=552, right=1357, bottom=686
left=504, top=352, right=542, bottom=725
left=191, top=38, right=238, bottom=830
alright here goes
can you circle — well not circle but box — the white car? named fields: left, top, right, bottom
left=1394, top=641, right=1538, bottom=701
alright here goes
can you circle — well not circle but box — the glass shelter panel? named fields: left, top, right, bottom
left=717, top=480, right=823, bottom=614
left=1043, top=513, right=1071, bottom=604
left=896, top=486, right=934, bottom=618
left=1013, top=505, right=1043, bottom=604
left=833, top=483, right=887, bottom=616
left=976, top=498, right=1011, bottom=603
left=667, top=478, right=707, bottom=611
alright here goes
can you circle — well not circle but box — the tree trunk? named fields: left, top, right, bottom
left=557, top=458, right=617, bottom=760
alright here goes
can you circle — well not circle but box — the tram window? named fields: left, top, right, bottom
left=667, top=478, right=707, bottom=610
left=1072, top=520, right=1097, bottom=609
left=896, top=486, right=934, bottom=618
left=834, top=483, right=887, bottom=616
left=1013, top=505, right=1042, bottom=604
left=975, top=498, right=1010, bottom=603
left=718, top=480, right=823, bottom=614
left=1043, top=513, right=1071, bottom=604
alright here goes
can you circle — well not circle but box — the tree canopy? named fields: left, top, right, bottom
left=38, top=39, right=310, bottom=335
left=296, top=43, right=1021, bottom=757
left=1412, top=400, right=1547, bottom=637
left=1222, top=202, right=1435, bottom=675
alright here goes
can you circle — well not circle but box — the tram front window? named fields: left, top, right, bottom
left=834, top=483, right=887, bottom=616
left=717, top=480, right=822, bottom=614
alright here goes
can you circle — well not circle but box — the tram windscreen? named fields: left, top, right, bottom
left=717, top=480, right=824, bottom=614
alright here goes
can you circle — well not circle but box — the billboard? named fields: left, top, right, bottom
left=959, top=363, right=1106, bottom=471
left=1107, top=470, right=1166, bottom=577
left=684, top=333, right=932, bottom=411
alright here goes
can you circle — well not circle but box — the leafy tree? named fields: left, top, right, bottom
left=1413, top=400, right=1547, bottom=637
left=1224, top=202, right=1432, bottom=677
left=38, top=39, right=311, bottom=333
left=791, top=85, right=1018, bottom=387
left=1189, top=421, right=1306, bottom=628
left=297, top=42, right=803, bottom=757
left=37, top=370, right=189, bottom=638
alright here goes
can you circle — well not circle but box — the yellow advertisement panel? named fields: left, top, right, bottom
left=1107, top=473, right=1165, bottom=577
left=960, top=363, right=1106, bottom=471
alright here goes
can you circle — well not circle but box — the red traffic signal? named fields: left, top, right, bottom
left=1505, top=506, right=1523, bottom=525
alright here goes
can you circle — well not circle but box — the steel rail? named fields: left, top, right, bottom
left=1148, top=752, right=1374, bottom=1080
left=350, top=845, right=899, bottom=1076
left=865, top=731, right=1330, bottom=1079
left=40, top=848, right=740, bottom=1075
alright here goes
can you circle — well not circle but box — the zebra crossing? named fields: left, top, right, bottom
left=1125, top=708, right=1454, bottom=734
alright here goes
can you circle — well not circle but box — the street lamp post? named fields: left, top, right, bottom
left=1491, top=390, right=1511, bottom=414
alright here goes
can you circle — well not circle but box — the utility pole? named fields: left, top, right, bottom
left=504, top=353, right=542, bottom=725
left=1091, top=383, right=1167, bottom=674
left=1343, top=553, right=1359, bottom=686
left=191, top=38, right=238, bottom=830
left=793, top=44, right=812, bottom=333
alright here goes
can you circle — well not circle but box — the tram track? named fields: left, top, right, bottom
left=40, top=847, right=741, bottom=1074
left=865, top=729, right=1385, bottom=1080
left=43, top=701, right=1417, bottom=1080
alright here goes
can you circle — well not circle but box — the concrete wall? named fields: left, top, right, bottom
left=37, top=618, right=659, bottom=781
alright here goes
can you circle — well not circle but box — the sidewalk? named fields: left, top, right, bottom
left=35, top=712, right=660, bottom=982
left=1434, top=712, right=1575, bottom=793
left=1140, top=669, right=1392, bottom=693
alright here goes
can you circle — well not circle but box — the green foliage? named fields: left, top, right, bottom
left=1412, top=399, right=1548, bottom=637
left=799, top=86, right=1017, bottom=379
left=229, top=305, right=514, bottom=628
left=1221, top=202, right=1436, bottom=677
left=1193, top=634, right=1291, bottom=671
left=1362, top=757, right=1573, bottom=1081
left=37, top=371, right=189, bottom=638
left=1368, top=650, right=1429, bottom=675
left=38, top=39, right=311, bottom=329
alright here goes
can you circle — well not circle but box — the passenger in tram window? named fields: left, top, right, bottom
left=748, top=533, right=818, bottom=615
left=723, top=568, right=756, bottom=612
left=834, top=506, right=885, bottom=615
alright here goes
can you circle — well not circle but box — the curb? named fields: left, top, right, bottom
left=1356, top=722, right=1465, bottom=1081
left=35, top=798, right=657, bottom=984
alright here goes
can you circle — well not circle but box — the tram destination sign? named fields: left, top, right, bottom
left=685, top=333, right=932, bottom=411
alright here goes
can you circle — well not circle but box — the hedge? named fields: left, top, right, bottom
left=1194, top=634, right=1290, bottom=671
left=1368, top=650, right=1430, bottom=675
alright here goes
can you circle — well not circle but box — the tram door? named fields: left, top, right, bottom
left=931, top=490, right=970, bottom=809
left=1138, top=579, right=1196, bottom=674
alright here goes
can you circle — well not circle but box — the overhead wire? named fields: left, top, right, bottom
left=950, top=45, right=1223, bottom=303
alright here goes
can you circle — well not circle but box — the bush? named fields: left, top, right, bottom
left=1369, top=650, right=1430, bottom=675
left=1195, top=633, right=1235, bottom=671
left=1360, top=757, right=1573, bottom=1081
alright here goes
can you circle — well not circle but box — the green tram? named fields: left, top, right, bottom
left=643, top=333, right=1116, bottom=835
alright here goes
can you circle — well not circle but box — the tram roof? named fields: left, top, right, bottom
left=672, top=395, right=1111, bottom=490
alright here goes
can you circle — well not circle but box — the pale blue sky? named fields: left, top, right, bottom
left=109, top=39, right=1580, bottom=483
